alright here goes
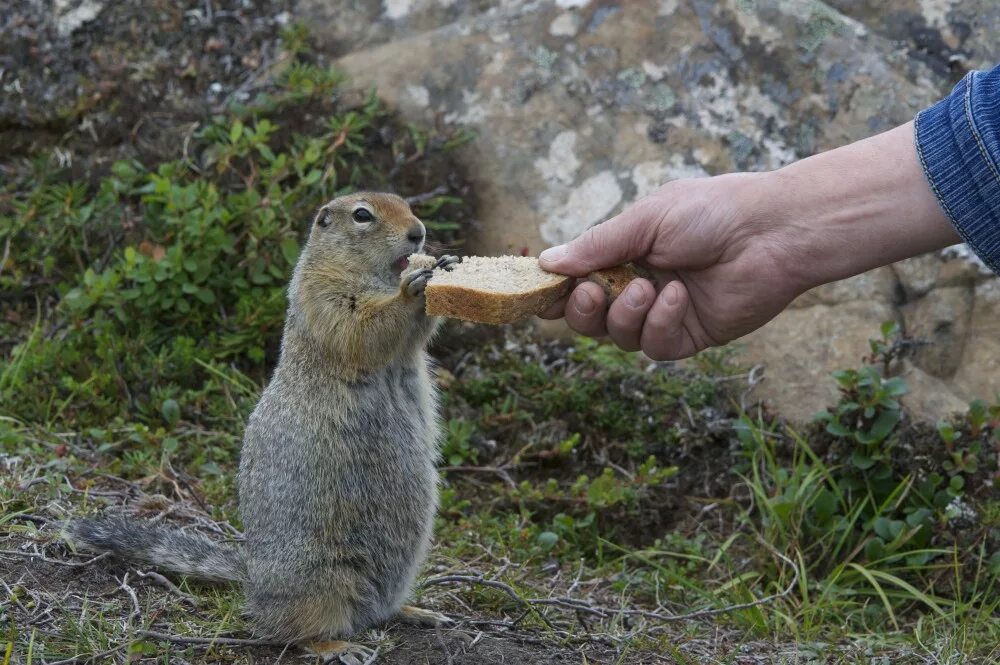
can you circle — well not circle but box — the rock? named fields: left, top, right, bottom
left=323, top=0, right=946, bottom=254
left=951, top=281, right=1000, bottom=401
left=896, top=360, right=970, bottom=418
left=0, top=0, right=289, bottom=170
left=737, top=300, right=898, bottom=423
left=893, top=248, right=995, bottom=301
left=892, top=254, right=942, bottom=300
left=791, top=268, right=898, bottom=309
left=740, top=299, right=973, bottom=421
left=55, top=0, right=104, bottom=38
left=900, top=286, right=974, bottom=379
left=303, top=0, right=1000, bottom=421
left=825, top=0, right=999, bottom=75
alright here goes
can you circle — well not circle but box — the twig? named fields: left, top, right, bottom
left=567, top=559, right=585, bottom=595
left=0, top=576, right=29, bottom=615
left=404, top=185, right=449, bottom=206
left=45, top=645, right=127, bottom=665
left=119, top=573, right=141, bottom=625
left=136, top=629, right=286, bottom=648
left=167, top=461, right=213, bottom=517
left=740, top=364, right=765, bottom=412
left=0, top=549, right=111, bottom=568
left=422, top=574, right=559, bottom=632
left=135, top=569, right=199, bottom=606
left=436, top=629, right=455, bottom=665
left=7, top=513, right=48, bottom=525
left=440, top=465, right=516, bottom=489
left=424, top=540, right=799, bottom=625
left=0, top=236, right=10, bottom=275
left=421, top=574, right=557, bottom=632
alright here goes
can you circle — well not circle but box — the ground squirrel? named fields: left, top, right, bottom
left=68, top=192, right=460, bottom=659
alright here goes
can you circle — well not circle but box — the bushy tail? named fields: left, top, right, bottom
left=67, top=516, right=245, bottom=583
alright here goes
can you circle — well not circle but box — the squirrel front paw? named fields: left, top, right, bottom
left=435, top=255, right=461, bottom=271
left=402, top=268, right=433, bottom=297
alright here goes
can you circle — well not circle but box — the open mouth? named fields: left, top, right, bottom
left=395, top=255, right=410, bottom=272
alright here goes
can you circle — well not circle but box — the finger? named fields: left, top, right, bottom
left=538, top=279, right=586, bottom=320
left=606, top=279, right=656, bottom=352
left=640, top=281, right=696, bottom=361
left=538, top=199, right=660, bottom=277
left=563, top=282, right=609, bottom=338
left=538, top=292, right=570, bottom=320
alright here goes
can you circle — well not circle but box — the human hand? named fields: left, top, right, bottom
left=538, top=122, right=959, bottom=361
left=538, top=172, right=809, bottom=360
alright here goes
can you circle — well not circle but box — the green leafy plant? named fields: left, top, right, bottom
left=0, top=53, right=467, bottom=435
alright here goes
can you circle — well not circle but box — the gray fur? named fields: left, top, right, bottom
left=67, top=516, right=244, bottom=582
left=67, top=193, right=450, bottom=643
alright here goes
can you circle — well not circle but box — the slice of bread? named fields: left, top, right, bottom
left=422, top=255, right=573, bottom=325
left=587, top=262, right=652, bottom=300
left=417, top=254, right=645, bottom=325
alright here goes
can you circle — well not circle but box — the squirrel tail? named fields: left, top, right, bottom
left=66, top=516, right=245, bottom=583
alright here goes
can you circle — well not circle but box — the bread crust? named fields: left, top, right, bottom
left=588, top=263, right=650, bottom=301
left=423, top=258, right=650, bottom=324
left=426, top=276, right=572, bottom=324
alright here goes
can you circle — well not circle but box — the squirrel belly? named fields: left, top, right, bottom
left=237, top=346, right=441, bottom=641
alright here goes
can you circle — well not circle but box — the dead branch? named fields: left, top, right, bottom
left=424, top=539, right=799, bottom=626
left=136, top=629, right=286, bottom=648
left=423, top=574, right=559, bottom=632
left=135, top=569, right=199, bottom=606
left=119, top=572, right=141, bottom=625
left=440, top=465, right=516, bottom=489
left=0, top=549, right=111, bottom=567
left=46, top=645, right=127, bottom=665
left=404, top=185, right=449, bottom=206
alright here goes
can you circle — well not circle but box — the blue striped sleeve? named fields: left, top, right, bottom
left=915, top=63, right=1000, bottom=275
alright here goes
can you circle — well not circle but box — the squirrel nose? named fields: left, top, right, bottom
left=407, top=223, right=425, bottom=245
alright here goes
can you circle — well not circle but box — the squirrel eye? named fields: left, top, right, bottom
left=352, top=207, right=374, bottom=223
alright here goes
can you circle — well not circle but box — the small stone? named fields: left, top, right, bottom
left=900, top=286, right=974, bottom=379
left=646, top=121, right=669, bottom=143
left=549, top=13, right=579, bottom=37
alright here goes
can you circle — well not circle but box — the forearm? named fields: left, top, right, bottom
left=765, top=121, right=959, bottom=292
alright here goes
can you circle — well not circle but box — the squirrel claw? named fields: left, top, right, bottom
left=403, top=268, right=434, bottom=297
left=397, top=604, right=454, bottom=628
left=305, top=640, right=376, bottom=665
left=435, top=255, right=461, bottom=272
left=306, top=640, right=378, bottom=665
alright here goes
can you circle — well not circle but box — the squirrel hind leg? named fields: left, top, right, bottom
left=395, top=605, right=453, bottom=628
left=304, top=640, right=375, bottom=665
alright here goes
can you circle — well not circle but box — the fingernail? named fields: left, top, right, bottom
left=573, top=289, right=596, bottom=316
left=624, top=282, right=646, bottom=308
left=663, top=283, right=678, bottom=306
left=539, top=245, right=567, bottom=264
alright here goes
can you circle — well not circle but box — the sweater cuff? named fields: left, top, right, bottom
left=915, top=69, right=1000, bottom=275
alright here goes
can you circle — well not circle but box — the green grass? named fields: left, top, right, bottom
left=2, top=27, right=998, bottom=665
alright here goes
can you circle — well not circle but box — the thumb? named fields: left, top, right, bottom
left=538, top=203, right=656, bottom=277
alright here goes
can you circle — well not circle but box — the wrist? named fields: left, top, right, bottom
left=759, top=121, right=959, bottom=293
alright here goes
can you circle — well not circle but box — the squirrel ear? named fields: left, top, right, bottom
left=315, top=206, right=332, bottom=228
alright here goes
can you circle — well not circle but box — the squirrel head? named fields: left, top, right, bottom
left=298, top=192, right=426, bottom=285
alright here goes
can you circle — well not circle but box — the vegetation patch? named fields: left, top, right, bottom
left=2, top=10, right=998, bottom=665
